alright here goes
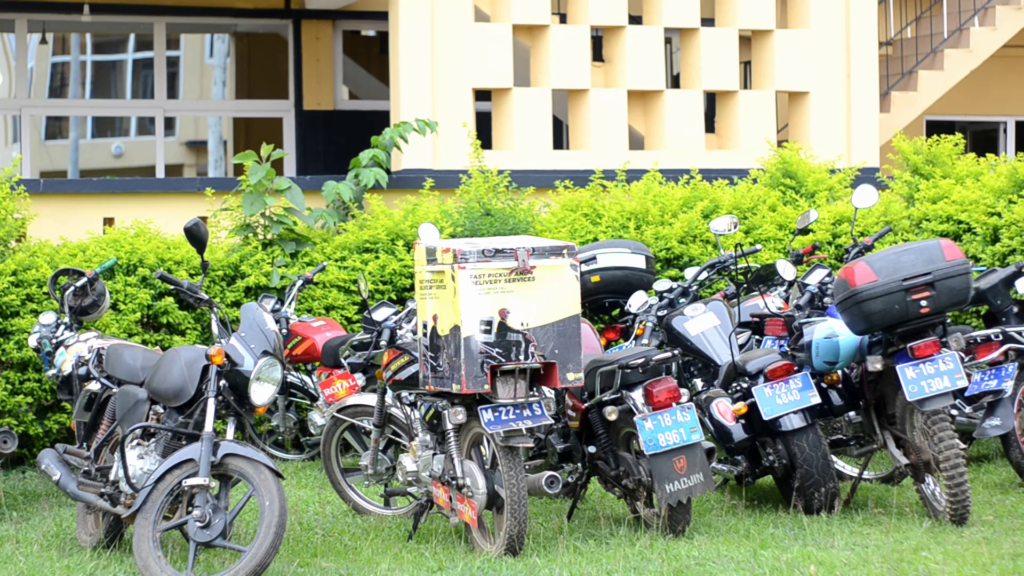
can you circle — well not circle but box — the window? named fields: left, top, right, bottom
left=204, top=34, right=231, bottom=63
left=102, top=217, right=115, bottom=231
left=925, top=117, right=1009, bottom=157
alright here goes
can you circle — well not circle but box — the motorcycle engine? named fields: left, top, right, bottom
left=113, top=437, right=164, bottom=493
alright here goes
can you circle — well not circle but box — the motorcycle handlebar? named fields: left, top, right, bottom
left=154, top=270, right=187, bottom=290
left=801, top=242, right=820, bottom=256
left=94, top=258, right=117, bottom=275
left=737, top=244, right=763, bottom=259
left=794, top=289, right=815, bottom=312
left=311, top=261, right=327, bottom=276
left=379, top=326, right=393, bottom=348
left=868, top=226, right=893, bottom=245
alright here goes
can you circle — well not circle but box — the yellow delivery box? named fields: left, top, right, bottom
left=414, top=235, right=584, bottom=395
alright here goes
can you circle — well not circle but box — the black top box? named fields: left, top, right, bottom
left=833, top=238, right=973, bottom=336
left=578, top=239, right=656, bottom=314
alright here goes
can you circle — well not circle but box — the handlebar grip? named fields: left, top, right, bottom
left=1015, top=261, right=1024, bottom=273
left=154, top=270, right=187, bottom=290
left=801, top=243, right=820, bottom=256
left=311, top=261, right=327, bottom=276
left=94, top=258, right=117, bottom=275
left=739, top=244, right=763, bottom=258
left=869, top=226, right=893, bottom=244
left=794, top=289, right=815, bottom=312
left=379, top=327, right=393, bottom=347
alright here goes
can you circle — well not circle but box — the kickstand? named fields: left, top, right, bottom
left=842, top=450, right=874, bottom=509
left=407, top=499, right=433, bottom=543
left=566, top=474, right=591, bottom=523
left=714, top=477, right=730, bottom=491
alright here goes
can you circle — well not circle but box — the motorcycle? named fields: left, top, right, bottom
left=33, top=218, right=288, bottom=574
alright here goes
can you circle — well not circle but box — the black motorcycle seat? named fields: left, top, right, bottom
left=321, top=333, right=363, bottom=368
left=582, top=347, right=666, bottom=396
left=734, top=348, right=783, bottom=377
left=103, top=343, right=162, bottom=385
left=144, top=346, right=207, bottom=408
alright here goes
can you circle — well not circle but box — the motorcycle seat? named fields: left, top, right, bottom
left=734, top=348, right=783, bottom=377
left=103, top=343, right=162, bottom=385
left=321, top=333, right=369, bottom=368
left=581, top=347, right=667, bottom=396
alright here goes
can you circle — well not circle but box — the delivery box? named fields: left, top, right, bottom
left=414, top=235, right=584, bottom=395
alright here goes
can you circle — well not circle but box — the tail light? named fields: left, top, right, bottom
left=764, top=317, right=789, bottom=337
left=908, top=337, right=942, bottom=360
left=972, top=341, right=1004, bottom=363
left=939, top=239, right=966, bottom=262
left=601, top=324, right=625, bottom=343
left=765, top=360, right=799, bottom=382
left=836, top=261, right=878, bottom=289
left=710, top=397, right=737, bottom=424
left=643, top=377, right=682, bottom=411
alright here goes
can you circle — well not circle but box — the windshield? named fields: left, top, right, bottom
left=225, top=302, right=284, bottom=370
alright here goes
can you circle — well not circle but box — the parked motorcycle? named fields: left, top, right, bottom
left=33, top=218, right=288, bottom=574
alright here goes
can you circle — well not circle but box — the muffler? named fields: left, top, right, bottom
left=36, top=448, right=127, bottom=516
left=526, top=471, right=563, bottom=498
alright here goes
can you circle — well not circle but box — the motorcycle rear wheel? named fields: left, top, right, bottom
left=613, top=418, right=693, bottom=536
left=898, top=396, right=971, bottom=526
left=459, top=418, right=528, bottom=557
left=999, top=371, right=1024, bottom=483
left=772, top=425, right=840, bottom=515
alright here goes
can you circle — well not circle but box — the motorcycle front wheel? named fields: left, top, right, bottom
left=243, top=394, right=320, bottom=461
left=999, top=371, right=1024, bottom=483
left=132, top=455, right=287, bottom=576
left=459, top=418, right=528, bottom=557
left=897, top=396, right=971, bottom=526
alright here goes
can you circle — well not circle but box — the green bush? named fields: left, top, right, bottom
left=4, top=133, right=1022, bottom=459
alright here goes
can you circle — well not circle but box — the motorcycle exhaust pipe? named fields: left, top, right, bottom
left=711, top=461, right=743, bottom=480
left=526, top=471, right=563, bottom=498
left=954, top=416, right=977, bottom=434
left=36, top=449, right=127, bottom=516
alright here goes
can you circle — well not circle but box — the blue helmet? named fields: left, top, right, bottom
left=801, top=317, right=867, bottom=372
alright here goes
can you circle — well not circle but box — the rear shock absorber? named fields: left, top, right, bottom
left=589, top=409, right=617, bottom=467
left=442, top=408, right=465, bottom=488
left=555, top=389, right=566, bottom=416
left=367, top=386, right=388, bottom=471
left=95, top=399, right=117, bottom=443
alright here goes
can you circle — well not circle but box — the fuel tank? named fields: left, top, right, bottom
left=284, top=318, right=348, bottom=365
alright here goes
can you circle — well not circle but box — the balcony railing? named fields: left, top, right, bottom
left=879, top=0, right=996, bottom=97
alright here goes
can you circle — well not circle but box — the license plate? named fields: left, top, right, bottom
left=606, top=340, right=635, bottom=354
left=634, top=403, right=705, bottom=456
left=751, top=372, right=821, bottom=420
left=896, top=352, right=968, bottom=402
left=966, top=363, right=1018, bottom=397
left=477, top=401, right=552, bottom=433
left=760, top=337, right=789, bottom=351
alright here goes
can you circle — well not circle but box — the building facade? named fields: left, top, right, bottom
left=0, top=0, right=1019, bottom=240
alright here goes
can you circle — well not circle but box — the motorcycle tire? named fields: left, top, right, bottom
left=459, top=418, right=528, bottom=557
left=825, top=421, right=908, bottom=486
left=772, top=425, right=840, bottom=515
left=897, top=396, right=971, bottom=526
left=133, top=456, right=287, bottom=576
left=999, top=370, right=1024, bottom=483
left=320, top=404, right=417, bottom=517
left=75, top=502, right=125, bottom=549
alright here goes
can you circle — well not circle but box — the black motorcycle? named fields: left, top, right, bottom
left=33, top=218, right=288, bottom=575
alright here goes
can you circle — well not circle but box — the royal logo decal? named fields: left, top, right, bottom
left=432, top=480, right=451, bottom=511
left=456, top=493, right=478, bottom=528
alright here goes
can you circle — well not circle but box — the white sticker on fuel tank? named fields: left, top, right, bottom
left=684, top=312, right=721, bottom=337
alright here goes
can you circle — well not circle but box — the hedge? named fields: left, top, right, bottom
left=1, top=133, right=1020, bottom=459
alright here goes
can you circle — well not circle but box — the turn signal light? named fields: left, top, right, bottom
left=972, top=341, right=1004, bottom=363
left=375, top=369, right=384, bottom=381
left=206, top=345, right=226, bottom=366
left=643, top=377, right=682, bottom=411
left=836, top=261, right=878, bottom=289
left=601, top=324, right=625, bottom=343
left=764, top=317, right=789, bottom=338
left=908, top=337, right=942, bottom=360
left=823, top=371, right=842, bottom=386
left=636, top=324, right=646, bottom=336
left=254, top=406, right=268, bottom=415
left=765, top=361, right=799, bottom=382
left=732, top=401, right=749, bottom=416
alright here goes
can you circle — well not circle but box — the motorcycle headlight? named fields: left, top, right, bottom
left=27, top=331, right=41, bottom=351
left=249, top=356, right=284, bottom=408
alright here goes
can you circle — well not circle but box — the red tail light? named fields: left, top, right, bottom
left=939, top=239, right=966, bottom=262
left=710, top=397, right=737, bottom=424
left=643, top=377, right=682, bottom=411
left=764, top=317, right=789, bottom=337
left=972, top=341, right=1004, bottom=363
left=908, top=337, right=942, bottom=359
left=601, top=324, right=625, bottom=343
left=836, top=261, right=878, bottom=289
left=765, top=361, right=799, bottom=382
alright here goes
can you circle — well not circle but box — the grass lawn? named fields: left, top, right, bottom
left=1, top=439, right=1023, bottom=576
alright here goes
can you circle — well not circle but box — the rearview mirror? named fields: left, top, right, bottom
left=183, top=218, right=209, bottom=259
left=851, top=184, right=879, bottom=210
left=684, top=266, right=710, bottom=282
left=1015, top=277, right=1024, bottom=296
left=357, top=272, right=370, bottom=301
left=625, top=290, right=651, bottom=314
left=417, top=222, right=441, bottom=243
left=796, top=209, right=818, bottom=232
left=775, top=259, right=798, bottom=282
left=708, top=215, right=740, bottom=236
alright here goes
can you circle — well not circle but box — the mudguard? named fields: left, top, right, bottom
left=974, top=394, right=1015, bottom=438
left=324, top=391, right=407, bottom=423
left=912, top=391, right=955, bottom=412
left=765, top=410, right=814, bottom=433
left=647, top=441, right=716, bottom=508
left=122, top=439, right=283, bottom=519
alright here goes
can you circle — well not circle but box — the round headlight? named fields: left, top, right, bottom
left=27, top=332, right=41, bottom=351
left=249, top=356, right=284, bottom=408
left=38, top=310, right=58, bottom=326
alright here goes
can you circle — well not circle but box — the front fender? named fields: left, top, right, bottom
left=123, top=439, right=283, bottom=520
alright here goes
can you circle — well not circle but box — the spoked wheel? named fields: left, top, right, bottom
left=459, top=418, right=528, bottom=557
left=133, top=456, right=287, bottom=576
left=999, top=370, right=1024, bottom=483
left=320, top=405, right=417, bottom=516
left=825, top=420, right=907, bottom=485
left=243, top=395, right=319, bottom=461
left=898, top=396, right=971, bottom=526
left=614, top=419, right=692, bottom=536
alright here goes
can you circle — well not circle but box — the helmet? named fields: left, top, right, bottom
left=48, top=267, right=111, bottom=324
left=498, top=308, right=510, bottom=320
left=801, top=317, right=867, bottom=372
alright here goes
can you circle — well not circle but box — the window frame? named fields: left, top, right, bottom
left=923, top=114, right=1015, bottom=157
left=333, top=19, right=390, bottom=112
left=2, top=16, right=296, bottom=178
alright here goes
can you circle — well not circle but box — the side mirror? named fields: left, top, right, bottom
left=708, top=215, right=740, bottom=236
left=417, top=222, right=441, bottom=242
left=775, top=259, right=798, bottom=282
left=625, top=290, right=651, bottom=314
left=851, top=184, right=879, bottom=210
left=183, top=218, right=209, bottom=260
left=1015, top=277, right=1024, bottom=295
left=684, top=266, right=710, bottom=282
left=357, top=272, right=370, bottom=301
left=795, top=209, right=818, bottom=232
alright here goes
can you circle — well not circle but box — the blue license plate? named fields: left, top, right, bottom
left=606, top=341, right=635, bottom=354
left=896, top=352, right=968, bottom=402
left=477, top=401, right=552, bottom=433
left=751, top=372, right=821, bottom=420
left=966, top=363, right=1017, bottom=397
left=634, top=403, right=705, bottom=456
left=760, top=337, right=789, bottom=351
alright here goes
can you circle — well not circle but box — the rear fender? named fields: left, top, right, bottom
left=764, top=410, right=814, bottom=433
left=911, top=392, right=955, bottom=411
left=974, top=394, right=1015, bottom=438
left=122, top=439, right=282, bottom=520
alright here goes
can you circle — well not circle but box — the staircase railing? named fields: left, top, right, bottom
left=879, top=0, right=997, bottom=97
